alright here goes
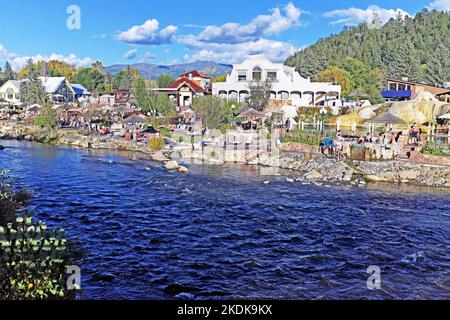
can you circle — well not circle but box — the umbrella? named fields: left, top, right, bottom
left=438, top=113, right=450, bottom=119
left=367, top=112, right=407, bottom=125
left=237, top=108, right=266, bottom=118
left=116, top=105, right=134, bottom=114
left=27, top=104, right=42, bottom=113
left=123, top=114, right=146, bottom=124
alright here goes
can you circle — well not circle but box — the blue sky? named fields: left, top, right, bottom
left=0, top=0, right=448, bottom=70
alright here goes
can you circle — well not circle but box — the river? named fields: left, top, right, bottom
left=0, top=140, right=449, bottom=300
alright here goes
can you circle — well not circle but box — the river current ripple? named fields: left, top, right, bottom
left=1, top=140, right=449, bottom=300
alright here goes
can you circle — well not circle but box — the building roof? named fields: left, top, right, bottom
left=387, top=78, right=450, bottom=93
left=0, top=80, right=21, bottom=91
left=39, top=77, right=73, bottom=94
left=71, top=83, right=91, bottom=95
left=166, top=78, right=206, bottom=93
left=179, top=70, right=211, bottom=79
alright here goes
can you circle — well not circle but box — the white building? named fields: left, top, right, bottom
left=0, top=80, right=21, bottom=106
left=212, top=56, right=341, bottom=106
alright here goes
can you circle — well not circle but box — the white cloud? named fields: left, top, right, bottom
left=118, top=19, right=178, bottom=45
left=182, top=38, right=298, bottom=64
left=195, top=2, right=302, bottom=44
left=427, top=0, right=450, bottom=11
left=139, top=52, right=156, bottom=63
left=324, top=5, right=410, bottom=26
left=0, top=43, right=95, bottom=71
left=124, top=49, right=138, bottom=60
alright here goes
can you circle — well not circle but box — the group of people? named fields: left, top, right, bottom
left=408, top=123, right=422, bottom=146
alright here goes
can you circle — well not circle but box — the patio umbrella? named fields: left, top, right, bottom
left=367, top=112, right=407, bottom=125
left=237, top=108, right=267, bottom=118
left=27, top=105, right=41, bottom=113
left=123, top=114, right=146, bottom=124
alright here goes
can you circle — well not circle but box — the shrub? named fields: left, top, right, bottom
left=178, top=136, right=184, bottom=143
left=0, top=213, right=75, bottom=300
left=421, top=146, right=449, bottom=157
left=148, top=137, right=165, bottom=151
left=34, top=116, right=46, bottom=127
left=0, top=170, right=74, bottom=300
left=159, top=127, right=172, bottom=138
left=219, top=124, right=235, bottom=134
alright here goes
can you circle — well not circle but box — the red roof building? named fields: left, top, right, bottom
left=153, top=70, right=212, bottom=111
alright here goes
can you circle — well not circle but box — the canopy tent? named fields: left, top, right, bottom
left=115, top=106, right=134, bottom=114
left=367, top=112, right=407, bottom=125
left=123, top=114, right=146, bottom=124
left=237, top=108, right=267, bottom=119
left=27, top=104, right=42, bottom=113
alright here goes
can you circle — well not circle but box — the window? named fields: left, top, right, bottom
left=6, top=88, right=14, bottom=99
left=238, top=72, right=247, bottom=82
left=267, top=72, right=277, bottom=81
left=15, top=94, right=19, bottom=99
left=252, top=67, right=262, bottom=82
left=389, top=83, right=397, bottom=91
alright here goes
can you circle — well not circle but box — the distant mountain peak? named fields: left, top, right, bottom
left=105, top=61, right=232, bottom=80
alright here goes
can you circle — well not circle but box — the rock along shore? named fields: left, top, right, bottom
left=1, top=125, right=449, bottom=188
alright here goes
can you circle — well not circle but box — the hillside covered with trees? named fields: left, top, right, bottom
left=285, top=9, right=450, bottom=102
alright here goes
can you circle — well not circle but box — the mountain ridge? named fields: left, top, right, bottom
left=105, top=61, right=233, bottom=80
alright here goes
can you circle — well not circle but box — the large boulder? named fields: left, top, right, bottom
left=305, top=170, right=323, bottom=180
left=164, top=161, right=179, bottom=171
left=177, top=165, right=189, bottom=173
left=152, top=151, right=170, bottom=162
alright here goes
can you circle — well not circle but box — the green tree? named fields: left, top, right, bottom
left=2, top=62, right=17, bottom=82
left=74, top=68, right=106, bottom=94
left=425, top=44, right=450, bottom=85
left=315, top=66, right=351, bottom=97
left=156, top=74, right=176, bottom=88
left=192, top=96, right=226, bottom=129
left=114, top=66, right=141, bottom=90
left=247, top=79, right=273, bottom=112
left=132, top=76, right=152, bottom=113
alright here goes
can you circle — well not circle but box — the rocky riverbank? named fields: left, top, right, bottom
left=259, top=152, right=450, bottom=188
left=1, top=124, right=449, bottom=187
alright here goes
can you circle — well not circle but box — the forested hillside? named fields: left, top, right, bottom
left=285, top=9, right=450, bottom=100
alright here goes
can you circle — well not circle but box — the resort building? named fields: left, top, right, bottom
left=71, top=84, right=92, bottom=99
left=382, top=78, right=450, bottom=102
left=0, top=80, right=21, bottom=106
left=115, top=89, right=136, bottom=108
left=39, top=76, right=76, bottom=102
left=212, top=56, right=341, bottom=106
left=153, top=71, right=211, bottom=111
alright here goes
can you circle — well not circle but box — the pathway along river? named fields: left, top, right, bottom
left=0, top=140, right=449, bottom=299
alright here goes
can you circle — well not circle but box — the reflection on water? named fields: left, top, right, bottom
left=0, top=140, right=449, bottom=300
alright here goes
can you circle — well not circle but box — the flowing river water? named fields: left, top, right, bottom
left=0, top=140, right=449, bottom=300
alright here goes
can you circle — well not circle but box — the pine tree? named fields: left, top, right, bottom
left=4, top=62, right=16, bottom=80
left=425, top=44, right=450, bottom=86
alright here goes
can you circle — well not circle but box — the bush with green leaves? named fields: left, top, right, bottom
left=0, top=213, right=73, bottom=300
left=421, top=146, right=450, bottom=157
left=1, top=170, right=74, bottom=300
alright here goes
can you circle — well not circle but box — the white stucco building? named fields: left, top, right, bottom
left=212, top=56, right=341, bottom=106
left=0, top=80, right=21, bottom=106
